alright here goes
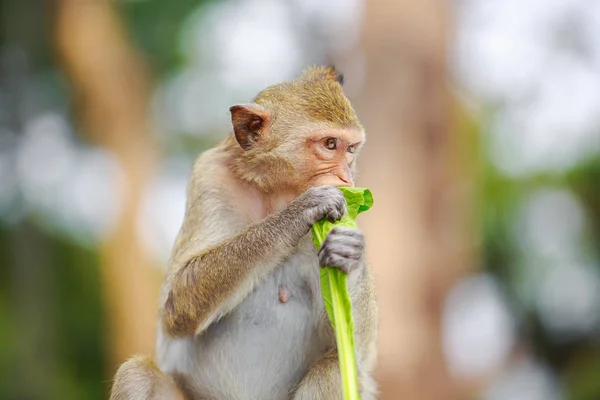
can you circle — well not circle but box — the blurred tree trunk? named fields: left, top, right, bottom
left=349, top=0, right=474, bottom=399
left=53, top=0, right=162, bottom=371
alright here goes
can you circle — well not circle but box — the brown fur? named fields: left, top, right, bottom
left=254, top=65, right=362, bottom=130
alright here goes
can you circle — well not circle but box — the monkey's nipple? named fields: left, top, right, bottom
left=278, top=285, right=290, bottom=303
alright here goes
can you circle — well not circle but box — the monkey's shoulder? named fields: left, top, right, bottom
left=189, top=146, right=231, bottom=188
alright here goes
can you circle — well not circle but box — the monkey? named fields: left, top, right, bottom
left=110, top=65, right=378, bottom=400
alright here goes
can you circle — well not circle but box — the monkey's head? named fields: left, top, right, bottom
left=228, top=65, right=365, bottom=194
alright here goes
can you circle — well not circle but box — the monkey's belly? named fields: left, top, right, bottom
left=167, top=264, right=325, bottom=400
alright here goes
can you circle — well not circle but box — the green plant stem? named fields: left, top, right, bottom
left=326, top=268, right=360, bottom=400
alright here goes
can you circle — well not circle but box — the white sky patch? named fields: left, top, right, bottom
left=484, top=357, right=563, bottom=400
left=211, top=0, right=303, bottom=90
left=56, top=148, right=121, bottom=242
left=515, top=189, right=586, bottom=261
left=454, top=0, right=600, bottom=176
left=14, top=112, right=121, bottom=245
left=537, top=263, right=600, bottom=340
left=295, top=0, right=364, bottom=54
left=161, top=0, right=365, bottom=138
left=0, top=130, right=20, bottom=220
left=443, top=273, right=517, bottom=379
left=139, top=157, right=189, bottom=267
left=17, top=113, right=76, bottom=200
left=160, top=69, right=234, bottom=137
left=511, top=188, right=590, bottom=311
left=165, top=0, right=306, bottom=138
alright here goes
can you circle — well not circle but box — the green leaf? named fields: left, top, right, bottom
left=311, top=187, right=373, bottom=400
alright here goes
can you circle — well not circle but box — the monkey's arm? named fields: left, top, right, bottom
left=161, top=207, right=307, bottom=337
left=160, top=179, right=346, bottom=338
left=351, top=264, right=379, bottom=395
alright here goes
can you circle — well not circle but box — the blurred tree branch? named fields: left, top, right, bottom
left=53, top=0, right=162, bottom=371
left=349, top=0, right=476, bottom=398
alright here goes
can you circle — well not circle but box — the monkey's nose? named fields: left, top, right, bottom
left=338, top=165, right=353, bottom=186
left=339, top=175, right=354, bottom=186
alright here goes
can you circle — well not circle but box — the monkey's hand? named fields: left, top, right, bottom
left=292, top=186, right=346, bottom=228
left=318, top=227, right=365, bottom=274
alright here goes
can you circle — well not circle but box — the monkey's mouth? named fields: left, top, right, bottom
left=314, top=176, right=354, bottom=188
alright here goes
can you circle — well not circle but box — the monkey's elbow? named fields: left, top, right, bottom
left=161, top=291, right=199, bottom=337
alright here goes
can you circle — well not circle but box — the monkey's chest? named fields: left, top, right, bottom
left=191, top=245, right=326, bottom=399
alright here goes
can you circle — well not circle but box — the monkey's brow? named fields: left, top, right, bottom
left=308, top=130, right=364, bottom=146
left=344, top=139, right=364, bottom=147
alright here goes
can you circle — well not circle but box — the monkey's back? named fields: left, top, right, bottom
left=156, top=235, right=328, bottom=400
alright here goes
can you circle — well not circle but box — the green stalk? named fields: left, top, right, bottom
left=311, top=187, right=373, bottom=400
left=327, top=268, right=359, bottom=400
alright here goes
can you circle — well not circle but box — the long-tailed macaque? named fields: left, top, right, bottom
left=110, top=66, right=378, bottom=400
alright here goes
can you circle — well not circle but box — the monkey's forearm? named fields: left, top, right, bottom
left=161, top=206, right=310, bottom=337
left=350, top=265, right=378, bottom=369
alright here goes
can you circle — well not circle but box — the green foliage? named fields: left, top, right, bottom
left=473, top=107, right=600, bottom=398
left=0, top=224, right=106, bottom=400
left=116, top=0, right=215, bottom=76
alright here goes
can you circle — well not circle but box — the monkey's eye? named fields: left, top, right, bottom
left=323, top=138, right=337, bottom=150
left=347, top=145, right=356, bottom=154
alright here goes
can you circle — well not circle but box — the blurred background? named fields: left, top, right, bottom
left=1, top=0, right=599, bottom=399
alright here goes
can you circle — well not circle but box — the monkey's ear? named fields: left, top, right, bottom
left=299, top=65, right=344, bottom=85
left=229, top=104, right=269, bottom=150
